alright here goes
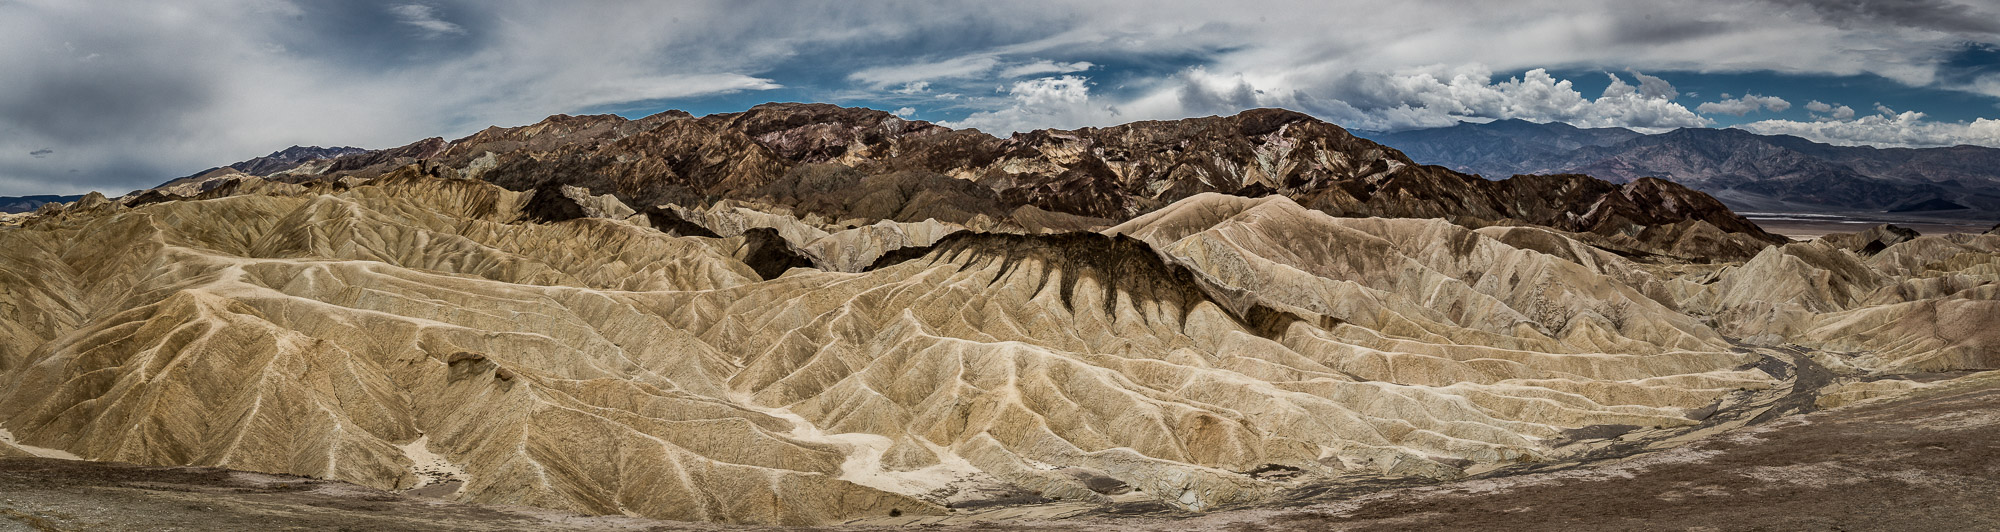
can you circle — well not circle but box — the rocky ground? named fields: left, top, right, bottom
left=4, top=364, right=1992, bottom=531
left=0, top=459, right=692, bottom=532
left=1149, top=370, right=2000, bottom=532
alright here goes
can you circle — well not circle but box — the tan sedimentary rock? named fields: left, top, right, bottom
left=663, top=201, right=971, bottom=272
left=0, top=172, right=921, bottom=525
left=1675, top=231, right=2000, bottom=372
left=6, top=172, right=1990, bottom=525
left=799, top=218, right=964, bottom=272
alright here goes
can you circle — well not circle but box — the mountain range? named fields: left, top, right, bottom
left=0, top=194, right=83, bottom=214
left=136, top=104, right=1785, bottom=261
left=1364, top=119, right=2000, bottom=214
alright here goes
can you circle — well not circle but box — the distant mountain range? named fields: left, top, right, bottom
left=1363, top=119, right=2000, bottom=215
left=23, top=114, right=1999, bottom=222
left=0, top=194, right=83, bottom=213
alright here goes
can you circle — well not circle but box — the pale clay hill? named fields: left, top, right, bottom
left=5, top=163, right=1996, bottom=526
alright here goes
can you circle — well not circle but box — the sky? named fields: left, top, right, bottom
left=4, top=1, right=2000, bottom=196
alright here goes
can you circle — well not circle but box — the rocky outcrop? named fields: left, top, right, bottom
left=228, top=145, right=369, bottom=175
left=1823, top=224, right=1921, bottom=256
left=639, top=205, right=721, bottom=238
left=728, top=227, right=816, bottom=280
left=519, top=182, right=588, bottom=223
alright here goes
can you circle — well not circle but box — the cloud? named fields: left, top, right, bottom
left=848, top=55, right=1000, bottom=88
left=1805, top=99, right=1856, bottom=119
left=854, top=56, right=1095, bottom=89
left=28, top=148, right=51, bottom=158
left=892, top=107, right=915, bottom=118
left=1629, top=70, right=1680, bottom=99
left=1765, top=0, right=2000, bottom=35
left=389, top=4, right=464, bottom=38
left=944, top=75, right=1115, bottom=133
left=1275, top=66, right=1710, bottom=131
left=0, top=1, right=807, bottom=195
left=998, top=60, right=1093, bottom=78
left=1697, top=93, right=1792, bottom=115
left=944, top=66, right=1714, bottom=135
left=572, top=74, right=780, bottom=109
left=1737, top=111, right=2000, bottom=148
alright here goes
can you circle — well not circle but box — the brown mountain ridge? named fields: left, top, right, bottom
left=161, top=103, right=1784, bottom=262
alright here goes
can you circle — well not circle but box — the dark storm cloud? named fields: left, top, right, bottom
left=1768, top=0, right=2000, bottom=34
left=0, top=2, right=235, bottom=193
left=265, top=1, right=488, bottom=69
left=1607, top=14, right=1737, bottom=45
left=1174, top=72, right=1260, bottom=116
left=0, top=49, right=214, bottom=145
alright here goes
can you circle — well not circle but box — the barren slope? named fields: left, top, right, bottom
left=0, top=172, right=1798, bottom=525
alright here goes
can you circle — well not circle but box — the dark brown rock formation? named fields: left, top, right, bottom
left=210, top=103, right=1786, bottom=260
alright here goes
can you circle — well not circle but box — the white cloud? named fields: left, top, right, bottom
left=1629, top=70, right=1679, bottom=99
left=998, top=60, right=1093, bottom=78
left=848, top=55, right=999, bottom=88
left=1241, top=65, right=1709, bottom=131
left=1010, top=76, right=1090, bottom=106
left=943, top=65, right=1714, bottom=135
left=389, top=4, right=464, bottom=38
left=892, top=107, right=915, bottom=118
left=853, top=56, right=1096, bottom=89
left=1737, top=111, right=2000, bottom=148
left=1805, top=100, right=1856, bottom=120
left=570, top=74, right=780, bottom=109
left=944, top=75, right=1118, bottom=133
left=1697, top=93, right=1791, bottom=115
